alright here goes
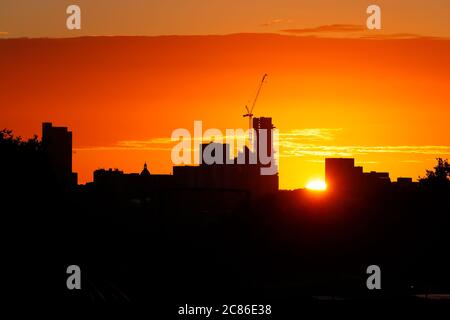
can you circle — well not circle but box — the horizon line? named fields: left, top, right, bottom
left=1, top=32, right=449, bottom=41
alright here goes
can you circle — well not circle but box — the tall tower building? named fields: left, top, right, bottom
left=252, top=117, right=275, bottom=166
left=42, top=122, right=77, bottom=187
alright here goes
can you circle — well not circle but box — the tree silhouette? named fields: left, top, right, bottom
left=0, top=129, right=44, bottom=192
left=419, top=158, right=450, bottom=188
left=0, top=128, right=41, bottom=151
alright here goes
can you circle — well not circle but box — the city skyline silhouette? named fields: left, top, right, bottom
left=1, top=118, right=450, bottom=308
left=2, top=35, right=450, bottom=189
left=4, top=120, right=439, bottom=194
left=2, top=26, right=450, bottom=312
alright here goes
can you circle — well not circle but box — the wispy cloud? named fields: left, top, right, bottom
left=75, top=133, right=249, bottom=152
left=75, top=128, right=341, bottom=152
left=278, top=128, right=343, bottom=142
left=278, top=25, right=437, bottom=40
left=279, top=144, right=450, bottom=158
left=75, top=137, right=174, bottom=151
left=74, top=129, right=450, bottom=161
left=359, top=33, right=427, bottom=40
left=0, top=31, right=9, bottom=37
left=261, top=18, right=294, bottom=27
left=280, top=24, right=365, bottom=35
left=116, top=138, right=173, bottom=149
left=278, top=129, right=450, bottom=157
left=400, top=159, right=424, bottom=163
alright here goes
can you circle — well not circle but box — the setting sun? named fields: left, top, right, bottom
left=306, top=179, right=327, bottom=191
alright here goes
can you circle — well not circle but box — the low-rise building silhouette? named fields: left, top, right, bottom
left=325, top=158, right=391, bottom=192
left=92, top=117, right=278, bottom=196
left=93, top=165, right=175, bottom=194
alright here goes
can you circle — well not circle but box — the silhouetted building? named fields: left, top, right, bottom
left=173, top=163, right=277, bottom=195
left=364, top=171, right=390, bottom=185
left=392, top=177, right=418, bottom=191
left=94, top=168, right=125, bottom=184
left=93, top=118, right=278, bottom=197
left=325, top=158, right=358, bottom=191
left=200, top=143, right=231, bottom=165
left=141, top=162, right=151, bottom=177
left=397, top=177, right=413, bottom=184
left=94, top=164, right=175, bottom=194
left=325, top=158, right=391, bottom=192
left=42, top=122, right=77, bottom=186
left=253, top=117, right=275, bottom=166
left=94, top=167, right=142, bottom=194
left=174, top=117, right=278, bottom=195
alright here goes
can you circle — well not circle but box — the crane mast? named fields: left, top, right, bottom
left=243, top=74, right=268, bottom=142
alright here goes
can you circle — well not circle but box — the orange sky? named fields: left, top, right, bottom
left=1, top=35, right=449, bottom=189
left=1, top=0, right=450, bottom=38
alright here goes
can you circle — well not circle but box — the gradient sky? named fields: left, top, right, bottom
left=1, top=0, right=450, bottom=38
left=1, top=34, right=450, bottom=189
left=1, top=1, right=450, bottom=189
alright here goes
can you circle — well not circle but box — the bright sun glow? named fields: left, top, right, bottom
left=306, top=179, right=327, bottom=191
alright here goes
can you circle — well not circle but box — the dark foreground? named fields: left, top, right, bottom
left=3, top=179, right=450, bottom=316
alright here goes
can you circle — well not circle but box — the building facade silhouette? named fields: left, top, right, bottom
left=325, top=158, right=391, bottom=192
left=42, top=122, right=77, bottom=186
left=92, top=117, right=279, bottom=196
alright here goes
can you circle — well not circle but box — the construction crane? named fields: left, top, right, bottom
left=243, top=74, right=268, bottom=132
